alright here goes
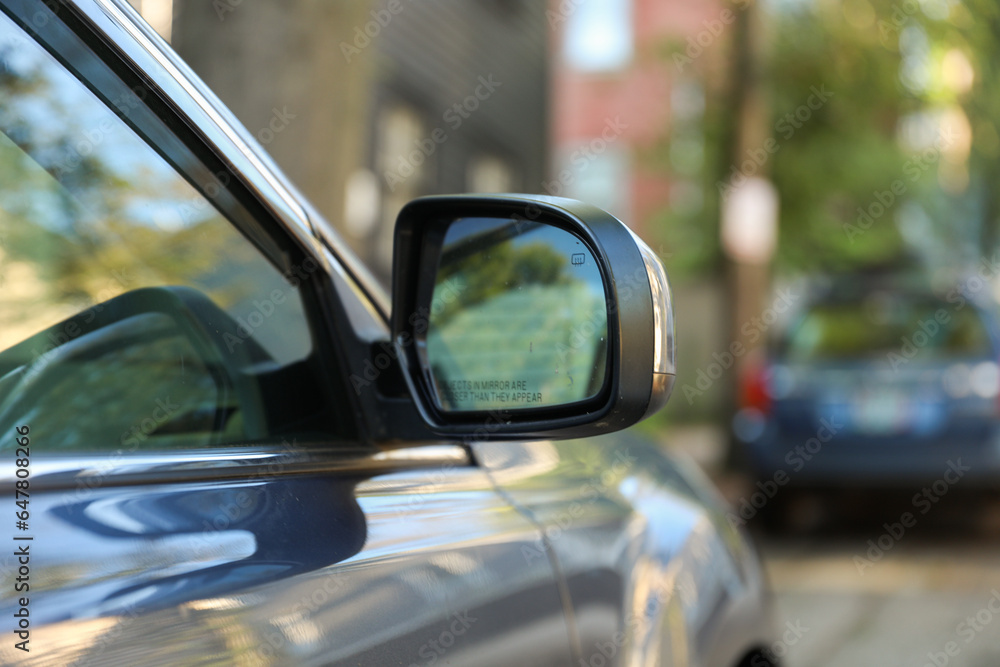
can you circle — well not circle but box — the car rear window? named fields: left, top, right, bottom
left=784, top=296, right=994, bottom=362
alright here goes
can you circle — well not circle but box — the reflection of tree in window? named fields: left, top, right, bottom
left=0, top=17, right=306, bottom=365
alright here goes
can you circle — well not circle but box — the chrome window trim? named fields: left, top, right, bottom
left=2, top=445, right=471, bottom=492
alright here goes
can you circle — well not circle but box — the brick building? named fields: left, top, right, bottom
left=547, top=0, right=729, bottom=238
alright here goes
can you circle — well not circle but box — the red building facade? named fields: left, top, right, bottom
left=547, top=0, right=730, bottom=237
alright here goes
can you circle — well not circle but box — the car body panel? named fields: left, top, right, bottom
left=0, top=446, right=574, bottom=666
left=473, top=434, right=774, bottom=667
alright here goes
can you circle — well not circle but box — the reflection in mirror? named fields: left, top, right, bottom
left=0, top=312, right=231, bottom=452
left=426, top=217, right=608, bottom=412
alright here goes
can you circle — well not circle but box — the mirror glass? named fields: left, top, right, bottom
left=426, top=217, right=608, bottom=412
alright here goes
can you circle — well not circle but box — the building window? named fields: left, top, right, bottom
left=563, top=0, right=633, bottom=72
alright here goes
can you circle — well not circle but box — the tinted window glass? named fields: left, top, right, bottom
left=785, top=297, right=993, bottom=362
left=0, top=11, right=327, bottom=452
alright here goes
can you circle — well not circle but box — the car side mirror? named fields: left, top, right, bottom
left=391, top=194, right=674, bottom=439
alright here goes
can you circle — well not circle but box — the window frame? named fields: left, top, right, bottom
left=0, top=0, right=369, bottom=457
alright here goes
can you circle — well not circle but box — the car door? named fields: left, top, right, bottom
left=473, top=434, right=772, bottom=667
left=0, top=1, right=574, bottom=664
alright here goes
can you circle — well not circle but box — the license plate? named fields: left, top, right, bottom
left=852, top=391, right=907, bottom=434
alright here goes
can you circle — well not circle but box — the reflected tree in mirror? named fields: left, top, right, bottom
left=427, top=217, right=608, bottom=412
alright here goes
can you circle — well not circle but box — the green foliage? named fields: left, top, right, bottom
left=652, top=0, right=1000, bottom=278
left=0, top=37, right=285, bottom=354
left=766, top=0, right=914, bottom=272
left=926, top=0, right=1000, bottom=252
left=435, top=241, right=569, bottom=325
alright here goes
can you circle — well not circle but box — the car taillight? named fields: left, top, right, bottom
left=740, top=362, right=771, bottom=414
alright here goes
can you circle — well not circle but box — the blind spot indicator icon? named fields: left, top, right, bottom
left=571, top=253, right=586, bottom=266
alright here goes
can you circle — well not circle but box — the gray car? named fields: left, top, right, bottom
left=0, top=1, right=776, bottom=665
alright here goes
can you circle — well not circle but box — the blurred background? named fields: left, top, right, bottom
left=129, top=0, right=1000, bottom=664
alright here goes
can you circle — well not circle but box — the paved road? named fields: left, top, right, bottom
left=762, top=536, right=1000, bottom=666
left=662, top=426, right=1000, bottom=666
left=742, top=490, right=1000, bottom=667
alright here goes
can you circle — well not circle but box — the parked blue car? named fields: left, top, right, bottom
left=735, top=280, right=1000, bottom=524
left=0, top=1, right=776, bottom=665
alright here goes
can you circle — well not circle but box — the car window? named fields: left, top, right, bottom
left=0, top=9, right=337, bottom=452
left=784, top=297, right=993, bottom=362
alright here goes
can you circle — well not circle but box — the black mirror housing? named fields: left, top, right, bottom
left=391, top=194, right=674, bottom=440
